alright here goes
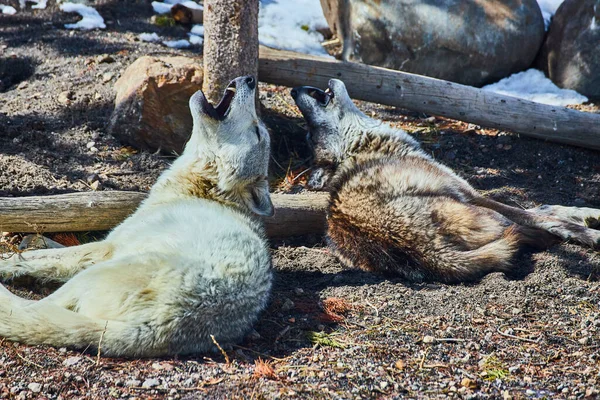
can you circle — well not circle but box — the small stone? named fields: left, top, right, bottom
left=63, top=356, right=82, bottom=367
left=90, top=146, right=99, bottom=153
left=17, top=81, right=28, bottom=90
left=461, top=377, right=477, bottom=389
left=395, top=360, right=405, bottom=370
left=27, top=383, right=42, bottom=393
left=58, top=90, right=74, bottom=104
left=87, top=173, right=100, bottom=184
left=579, top=337, right=590, bottom=345
left=94, top=92, right=102, bottom=100
left=422, top=335, right=436, bottom=344
left=97, top=54, right=115, bottom=64
left=294, top=288, right=304, bottom=295
left=102, top=72, right=114, bottom=83
left=142, top=378, right=160, bottom=388
left=504, top=144, right=512, bottom=150
left=91, top=131, right=101, bottom=140
left=86, top=141, right=96, bottom=149
left=90, top=180, right=101, bottom=191
left=525, top=389, right=536, bottom=396
left=379, top=381, right=389, bottom=390
left=125, top=379, right=141, bottom=387
left=511, top=308, right=521, bottom=315
left=281, top=298, right=295, bottom=311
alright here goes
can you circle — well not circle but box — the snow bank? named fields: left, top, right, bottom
left=60, top=3, right=106, bottom=30
left=151, top=0, right=202, bottom=14
left=191, top=24, right=204, bottom=36
left=163, top=39, right=191, bottom=48
left=0, top=4, right=17, bottom=14
left=483, top=69, right=588, bottom=106
left=537, top=0, right=564, bottom=29
left=139, top=32, right=161, bottom=43
left=188, top=34, right=203, bottom=45
left=258, top=0, right=331, bottom=57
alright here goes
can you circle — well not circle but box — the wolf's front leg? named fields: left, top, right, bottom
left=0, top=241, right=114, bottom=282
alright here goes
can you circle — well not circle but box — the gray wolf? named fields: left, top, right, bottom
left=291, top=79, right=600, bottom=283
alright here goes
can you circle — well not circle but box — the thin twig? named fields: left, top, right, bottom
left=210, top=334, right=230, bottom=365
left=16, top=352, right=43, bottom=368
left=418, top=347, right=430, bottom=370
left=497, top=324, right=542, bottom=344
left=96, top=321, right=108, bottom=366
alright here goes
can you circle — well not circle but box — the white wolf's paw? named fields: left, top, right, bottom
left=532, top=205, right=600, bottom=229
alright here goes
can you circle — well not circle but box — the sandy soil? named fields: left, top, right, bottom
left=1, top=2, right=600, bottom=399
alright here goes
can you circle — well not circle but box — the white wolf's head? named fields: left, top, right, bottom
left=184, top=76, right=273, bottom=216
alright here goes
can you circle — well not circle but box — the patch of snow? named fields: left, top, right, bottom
left=60, top=3, right=106, bottom=30
left=0, top=4, right=17, bottom=14
left=190, top=24, right=204, bottom=36
left=139, top=32, right=161, bottom=42
left=152, top=0, right=202, bottom=14
left=188, top=34, right=203, bottom=45
left=163, top=39, right=191, bottom=48
left=537, top=0, right=564, bottom=29
left=258, top=0, right=331, bottom=57
left=31, top=0, right=46, bottom=9
left=483, top=69, right=588, bottom=107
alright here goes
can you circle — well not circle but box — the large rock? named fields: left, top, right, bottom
left=320, top=0, right=545, bottom=86
left=109, top=56, right=203, bottom=154
left=536, top=0, right=600, bottom=99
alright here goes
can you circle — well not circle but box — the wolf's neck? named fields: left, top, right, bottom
left=141, top=152, right=236, bottom=210
left=343, top=122, right=426, bottom=162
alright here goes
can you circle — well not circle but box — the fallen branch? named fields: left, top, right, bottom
left=0, top=191, right=329, bottom=238
left=497, top=324, right=542, bottom=344
left=258, top=46, right=600, bottom=150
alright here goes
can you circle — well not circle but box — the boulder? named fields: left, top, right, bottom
left=109, top=56, right=203, bottom=154
left=536, top=0, right=600, bottom=99
left=320, top=0, right=545, bottom=86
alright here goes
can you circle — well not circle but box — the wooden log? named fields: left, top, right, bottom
left=0, top=192, right=329, bottom=238
left=258, top=46, right=600, bottom=150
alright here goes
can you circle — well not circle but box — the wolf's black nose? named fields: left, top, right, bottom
left=245, top=76, right=255, bottom=90
left=290, top=88, right=298, bottom=99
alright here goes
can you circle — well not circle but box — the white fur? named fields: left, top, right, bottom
left=0, top=76, right=273, bottom=357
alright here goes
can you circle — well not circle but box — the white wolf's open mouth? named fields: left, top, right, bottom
left=197, top=79, right=238, bottom=120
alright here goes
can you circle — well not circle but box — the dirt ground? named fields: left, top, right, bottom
left=1, top=2, right=600, bottom=399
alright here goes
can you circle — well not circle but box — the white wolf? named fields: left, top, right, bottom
left=292, top=79, right=600, bottom=283
left=0, top=76, right=274, bottom=357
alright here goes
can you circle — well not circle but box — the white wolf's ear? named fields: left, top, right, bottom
left=243, top=180, right=274, bottom=217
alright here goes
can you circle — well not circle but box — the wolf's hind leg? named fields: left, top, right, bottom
left=0, top=241, right=114, bottom=282
left=529, top=205, right=600, bottom=229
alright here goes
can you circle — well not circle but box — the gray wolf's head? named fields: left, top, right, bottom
left=291, top=79, right=365, bottom=167
left=187, top=76, right=273, bottom=216
left=291, top=79, right=370, bottom=188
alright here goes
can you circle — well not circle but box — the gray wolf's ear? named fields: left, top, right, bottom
left=243, top=180, right=274, bottom=217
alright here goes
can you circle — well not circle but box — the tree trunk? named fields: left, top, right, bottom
left=202, top=0, right=259, bottom=103
left=258, top=46, right=600, bottom=151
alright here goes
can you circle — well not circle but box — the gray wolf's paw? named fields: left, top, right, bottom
left=532, top=205, right=600, bottom=230
left=307, top=168, right=331, bottom=190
